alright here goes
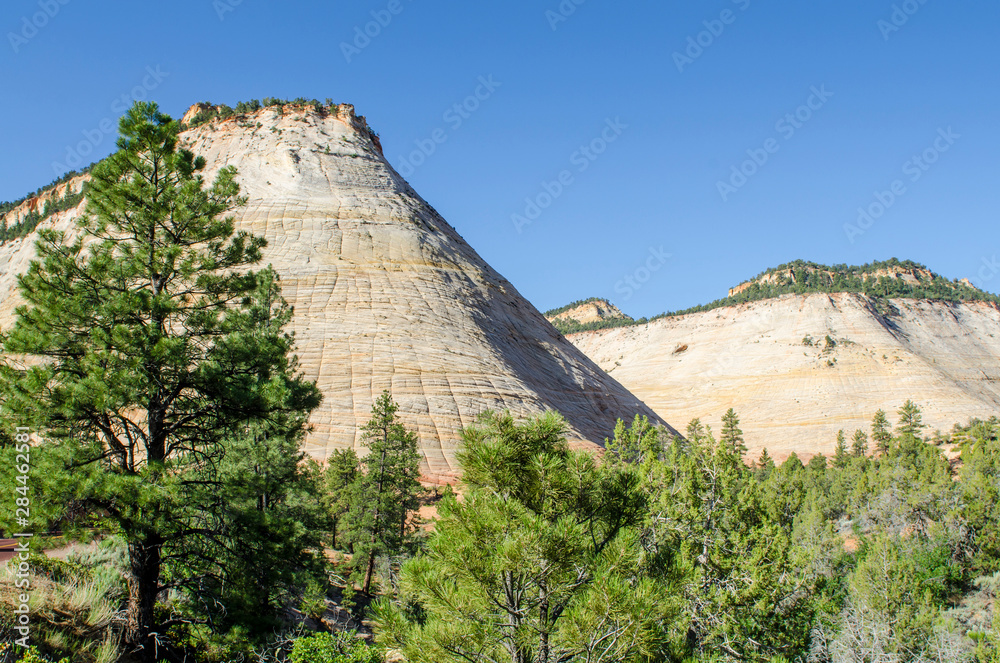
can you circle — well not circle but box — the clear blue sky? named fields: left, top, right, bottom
left=2, top=1, right=998, bottom=317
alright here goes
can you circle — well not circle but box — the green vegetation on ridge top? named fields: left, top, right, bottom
left=182, top=97, right=380, bottom=141
left=549, top=258, right=1000, bottom=335
left=0, top=167, right=92, bottom=219
left=0, top=97, right=379, bottom=250
left=182, top=97, right=335, bottom=129
left=0, top=182, right=87, bottom=246
left=542, top=296, right=609, bottom=318
left=0, top=165, right=97, bottom=247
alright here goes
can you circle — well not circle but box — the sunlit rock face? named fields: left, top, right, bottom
left=0, top=104, right=670, bottom=483
left=566, top=292, right=1000, bottom=461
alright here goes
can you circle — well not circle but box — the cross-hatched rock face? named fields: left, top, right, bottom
left=0, top=104, right=671, bottom=483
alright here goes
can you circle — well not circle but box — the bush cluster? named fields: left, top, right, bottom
left=183, top=97, right=340, bottom=129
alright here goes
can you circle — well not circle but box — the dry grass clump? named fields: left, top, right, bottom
left=0, top=538, right=127, bottom=663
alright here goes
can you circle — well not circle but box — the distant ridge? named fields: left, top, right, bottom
left=544, top=298, right=631, bottom=333
left=549, top=258, right=998, bottom=334
left=564, top=291, right=1000, bottom=461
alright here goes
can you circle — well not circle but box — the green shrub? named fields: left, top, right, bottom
left=290, top=631, right=383, bottom=663
left=300, top=577, right=330, bottom=622
left=0, top=645, right=69, bottom=663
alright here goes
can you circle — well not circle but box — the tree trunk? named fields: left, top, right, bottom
left=127, top=384, right=166, bottom=661
left=363, top=545, right=377, bottom=595
left=538, top=579, right=550, bottom=663
left=362, top=447, right=388, bottom=595
left=125, top=536, right=162, bottom=662
left=504, top=570, right=528, bottom=663
left=399, top=505, right=405, bottom=549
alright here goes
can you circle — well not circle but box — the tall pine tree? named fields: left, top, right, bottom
left=343, top=391, right=423, bottom=595
left=852, top=429, right=869, bottom=457
left=0, top=102, right=320, bottom=658
left=872, top=409, right=893, bottom=457
left=720, top=408, right=747, bottom=458
left=833, top=430, right=850, bottom=468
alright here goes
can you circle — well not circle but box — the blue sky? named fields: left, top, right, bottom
left=1, top=1, right=998, bottom=317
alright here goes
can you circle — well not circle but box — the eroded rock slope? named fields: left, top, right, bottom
left=566, top=293, right=1000, bottom=460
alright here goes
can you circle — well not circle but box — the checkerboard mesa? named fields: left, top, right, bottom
left=0, top=100, right=671, bottom=484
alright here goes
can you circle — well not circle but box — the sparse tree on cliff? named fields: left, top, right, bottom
left=0, top=102, right=320, bottom=658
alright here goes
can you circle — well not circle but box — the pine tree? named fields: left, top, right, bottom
left=896, top=400, right=925, bottom=441
left=720, top=408, right=747, bottom=458
left=756, top=447, right=775, bottom=480
left=373, top=411, right=665, bottom=663
left=852, top=429, right=869, bottom=457
left=344, top=390, right=423, bottom=595
left=833, top=430, right=850, bottom=469
left=0, top=102, right=321, bottom=657
left=605, top=414, right=660, bottom=466
left=872, top=409, right=893, bottom=457
left=324, top=448, right=361, bottom=551
left=686, top=418, right=707, bottom=445
left=894, top=400, right=929, bottom=468
left=807, top=453, right=829, bottom=473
